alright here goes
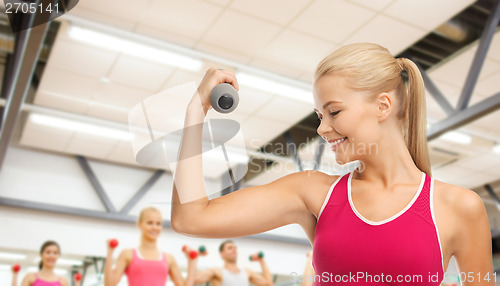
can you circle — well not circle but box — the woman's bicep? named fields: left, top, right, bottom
left=167, top=256, right=184, bottom=285
left=20, top=274, right=33, bottom=286
left=173, top=171, right=312, bottom=238
left=111, top=250, right=130, bottom=284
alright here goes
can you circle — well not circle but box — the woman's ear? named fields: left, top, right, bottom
left=376, top=92, right=392, bottom=122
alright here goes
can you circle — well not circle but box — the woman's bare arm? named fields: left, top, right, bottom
left=104, top=247, right=131, bottom=286
left=452, top=187, right=494, bottom=286
left=20, top=273, right=35, bottom=286
left=171, top=68, right=320, bottom=238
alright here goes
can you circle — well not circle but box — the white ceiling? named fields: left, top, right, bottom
left=16, top=0, right=500, bottom=190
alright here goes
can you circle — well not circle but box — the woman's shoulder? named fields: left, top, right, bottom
left=24, top=272, right=37, bottom=281
left=118, top=248, right=134, bottom=261
left=292, top=171, right=341, bottom=214
left=163, top=252, right=175, bottom=264
left=59, top=276, right=69, bottom=286
left=121, top=248, right=134, bottom=254
left=262, top=170, right=338, bottom=198
left=433, top=179, right=486, bottom=219
left=291, top=170, right=340, bottom=186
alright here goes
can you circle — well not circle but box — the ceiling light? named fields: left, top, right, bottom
left=438, top=131, right=472, bottom=145
left=30, top=113, right=134, bottom=141
left=68, top=26, right=203, bottom=72
left=236, top=72, right=313, bottom=104
left=0, top=264, right=13, bottom=270
left=0, top=252, right=26, bottom=261
left=493, top=144, right=500, bottom=154
left=203, top=145, right=249, bottom=164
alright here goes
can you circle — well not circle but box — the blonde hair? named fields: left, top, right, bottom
left=315, top=43, right=431, bottom=176
left=138, top=206, right=162, bottom=222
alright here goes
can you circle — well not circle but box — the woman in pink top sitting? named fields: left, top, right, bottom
left=19, top=241, right=79, bottom=286
left=104, top=206, right=196, bottom=286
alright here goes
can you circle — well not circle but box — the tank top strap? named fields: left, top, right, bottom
left=317, top=172, right=351, bottom=219
left=134, top=248, right=141, bottom=258
left=407, top=173, right=434, bottom=224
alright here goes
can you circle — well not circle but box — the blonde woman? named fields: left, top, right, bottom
left=104, top=206, right=195, bottom=286
left=171, top=43, right=493, bottom=285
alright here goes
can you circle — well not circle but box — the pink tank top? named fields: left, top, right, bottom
left=32, top=274, right=61, bottom=286
left=124, top=249, right=169, bottom=286
left=313, top=172, right=444, bottom=285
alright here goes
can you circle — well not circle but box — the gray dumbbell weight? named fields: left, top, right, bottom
left=210, top=83, right=239, bottom=113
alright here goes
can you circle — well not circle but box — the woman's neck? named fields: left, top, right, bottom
left=39, top=267, right=55, bottom=275
left=355, top=129, right=422, bottom=186
left=140, top=236, right=157, bottom=250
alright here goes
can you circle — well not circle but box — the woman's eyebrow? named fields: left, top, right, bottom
left=314, top=100, right=342, bottom=112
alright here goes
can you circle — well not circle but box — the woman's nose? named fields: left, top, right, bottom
left=316, top=120, right=331, bottom=139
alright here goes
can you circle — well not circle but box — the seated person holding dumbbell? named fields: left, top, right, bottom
left=188, top=240, right=273, bottom=286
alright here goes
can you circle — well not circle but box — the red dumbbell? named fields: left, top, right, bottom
left=12, top=264, right=21, bottom=273
left=188, top=250, right=198, bottom=259
left=182, top=245, right=199, bottom=259
left=109, top=239, right=119, bottom=249
left=74, top=272, right=82, bottom=281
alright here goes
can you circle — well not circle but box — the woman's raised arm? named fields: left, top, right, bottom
left=170, top=68, right=322, bottom=239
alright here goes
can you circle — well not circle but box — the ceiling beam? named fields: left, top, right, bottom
left=0, top=13, right=50, bottom=171
left=76, top=156, right=117, bottom=213
left=119, top=170, right=164, bottom=214
left=0, top=196, right=310, bottom=245
left=414, top=60, right=455, bottom=116
left=456, top=0, right=500, bottom=111
left=427, top=92, right=500, bottom=140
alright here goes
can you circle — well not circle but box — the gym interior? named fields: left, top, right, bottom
left=1, top=0, right=500, bottom=285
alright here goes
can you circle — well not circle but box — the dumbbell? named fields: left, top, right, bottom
left=198, top=245, right=208, bottom=256
left=74, top=272, right=82, bottom=282
left=182, top=245, right=208, bottom=259
left=249, top=251, right=264, bottom=261
left=210, top=83, right=239, bottom=113
left=12, top=264, right=21, bottom=273
left=109, top=239, right=119, bottom=249
left=182, top=245, right=198, bottom=259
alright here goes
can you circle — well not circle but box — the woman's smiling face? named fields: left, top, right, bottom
left=313, top=74, right=383, bottom=165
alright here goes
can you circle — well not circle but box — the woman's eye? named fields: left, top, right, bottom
left=330, top=111, right=340, bottom=117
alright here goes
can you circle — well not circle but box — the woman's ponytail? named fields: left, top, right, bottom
left=397, top=58, right=431, bottom=176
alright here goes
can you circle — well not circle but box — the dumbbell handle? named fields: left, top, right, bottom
left=182, top=245, right=208, bottom=259
left=249, top=251, right=264, bottom=261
